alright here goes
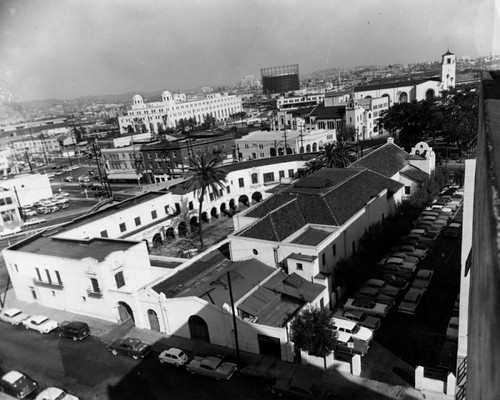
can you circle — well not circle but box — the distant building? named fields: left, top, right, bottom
left=275, top=93, right=325, bottom=111
left=344, top=96, right=389, bottom=140
left=118, top=91, right=243, bottom=134
left=261, top=64, right=300, bottom=95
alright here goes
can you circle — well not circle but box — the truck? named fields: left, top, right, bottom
left=185, top=356, right=237, bottom=380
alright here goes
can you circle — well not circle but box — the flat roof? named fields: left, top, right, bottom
left=290, top=227, right=333, bottom=246
left=285, top=253, right=317, bottom=262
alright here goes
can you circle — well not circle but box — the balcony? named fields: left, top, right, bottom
left=86, top=289, right=103, bottom=299
left=32, top=279, right=64, bottom=290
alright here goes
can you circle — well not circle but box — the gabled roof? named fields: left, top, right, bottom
left=400, top=164, right=429, bottom=183
left=237, top=168, right=403, bottom=242
left=349, top=141, right=412, bottom=177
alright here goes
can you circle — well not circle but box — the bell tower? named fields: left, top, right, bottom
left=441, top=50, right=456, bottom=89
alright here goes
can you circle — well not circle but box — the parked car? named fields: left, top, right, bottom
left=0, top=308, right=29, bottom=326
left=343, top=298, right=389, bottom=317
left=376, top=273, right=410, bottom=290
left=58, top=321, right=90, bottom=341
left=412, top=269, right=434, bottom=290
left=24, top=210, right=37, bottom=218
left=363, top=279, right=401, bottom=297
left=64, top=176, right=73, bottom=182
left=186, top=356, right=237, bottom=380
left=0, top=371, right=38, bottom=399
left=269, top=377, right=329, bottom=399
left=389, top=252, right=420, bottom=266
left=437, top=341, right=458, bottom=370
left=354, top=287, right=394, bottom=307
left=333, top=309, right=381, bottom=331
left=446, top=317, right=459, bottom=341
left=377, top=263, right=415, bottom=277
left=398, top=288, right=425, bottom=315
left=392, top=244, right=428, bottom=260
left=335, top=331, right=370, bottom=357
left=444, top=222, right=462, bottom=237
left=158, top=347, right=189, bottom=367
left=332, top=317, right=373, bottom=342
left=35, top=387, right=79, bottom=400
left=22, top=315, right=58, bottom=334
left=23, top=218, right=46, bottom=228
left=108, top=338, right=151, bottom=359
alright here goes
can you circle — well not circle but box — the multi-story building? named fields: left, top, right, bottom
left=275, top=93, right=325, bottom=111
left=0, top=173, right=52, bottom=207
left=11, top=136, right=61, bottom=159
left=235, top=128, right=336, bottom=160
left=0, top=188, right=22, bottom=232
left=118, top=91, right=243, bottom=134
left=344, top=96, right=389, bottom=140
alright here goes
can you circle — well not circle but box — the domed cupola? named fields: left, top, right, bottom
left=162, top=90, right=173, bottom=102
left=132, top=94, right=144, bottom=105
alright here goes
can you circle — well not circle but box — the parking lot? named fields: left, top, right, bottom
left=360, top=203, right=463, bottom=385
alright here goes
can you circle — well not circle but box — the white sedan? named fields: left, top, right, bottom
left=158, top=347, right=189, bottom=367
left=0, top=308, right=29, bottom=326
left=22, top=315, right=58, bottom=334
left=36, top=387, right=79, bottom=400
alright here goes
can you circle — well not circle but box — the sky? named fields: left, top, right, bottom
left=0, top=0, right=499, bottom=102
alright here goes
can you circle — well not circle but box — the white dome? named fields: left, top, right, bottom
left=132, top=94, right=143, bottom=103
left=162, top=90, right=172, bottom=101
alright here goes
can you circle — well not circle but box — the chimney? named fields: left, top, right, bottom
left=387, top=137, right=394, bottom=144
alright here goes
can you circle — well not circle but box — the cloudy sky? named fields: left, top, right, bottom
left=0, top=0, right=498, bottom=101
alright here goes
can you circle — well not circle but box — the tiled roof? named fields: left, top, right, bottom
left=400, top=164, right=429, bottom=183
left=237, top=168, right=402, bottom=242
left=349, top=142, right=410, bottom=177
left=355, top=77, right=440, bottom=92
left=312, top=106, right=345, bottom=120
left=264, top=272, right=324, bottom=302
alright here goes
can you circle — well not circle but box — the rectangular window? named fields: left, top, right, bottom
left=404, top=186, right=411, bottom=195
left=188, top=201, right=193, bottom=210
left=151, top=210, right=157, bottom=219
left=5, top=197, right=12, bottom=204
left=260, top=153, right=264, bottom=157
left=333, top=244, right=336, bottom=257
left=252, top=153, right=256, bottom=159
left=55, top=271, right=62, bottom=285
left=164, top=205, right=170, bottom=214
left=296, top=263, right=303, bottom=270
left=31, top=287, right=37, bottom=300
left=100, top=230, right=108, bottom=238
left=322, top=253, right=326, bottom=265
left=251, top=174, right=258, bottom=184
left=115, top=271, right=125, bottom=288
left=36, top=267, right=42, bottom=281
left=45, top=269, right=52, bottom=284
left=135, top=217, right=141, bottom=226
left=288, top=169, right=294, bottom=178
left=119, top=222, right=126, bottom=232
left=238, top=178, right=244, bottom=188
left=279, top=170, right=285, bottom=179
left=91, top=278, right=100, bottom=293
left=263, top=172, right=275, bottom=183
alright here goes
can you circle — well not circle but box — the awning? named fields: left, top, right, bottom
left=107, top=173, right=140, bottom=180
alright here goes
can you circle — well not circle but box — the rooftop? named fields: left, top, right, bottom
left=290, top=227, right=333, bottom=246
left=355, top=77, right=440, bottom=92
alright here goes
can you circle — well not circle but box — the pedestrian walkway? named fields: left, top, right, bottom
left=1, top=289, right=452, bottom=400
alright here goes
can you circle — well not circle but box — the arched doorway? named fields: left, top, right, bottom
left=178, top=221, right=187, bottom=237
left=148, top=309, right=160, bottom=331
left=220, top=203, right=227, bottom=215
left=201, top=211, right=209, bottom=223
left=299, top=146, right=304, bottom=153
left=251, top=192, right=262, bottom=203
left=117, top=301, right=134, bottom=323
left=278, top=147, right=284, bottom=156
left=270, top=148, right=276, bottom=157
left=211, top=207, right=218, bottom=219
left=399, top=92, right=408, bottom=103
left=152, top=233, right=163, bottom=248
left=238, top=195, right=250, bottom=207
left=306, top=144, right=311, bottom=152
left=312, top=143, right=317, bottom=152
left=426, top=89, right=435, bottom=100
left=189, top=216, right=198, bottom=234
left=165, top=227, right=175, bottom=241
left=229, top=199, right=236, bottom=209
left=189, top=315, right=210, bottom=342
left=286, top=147, right=293, bottom=155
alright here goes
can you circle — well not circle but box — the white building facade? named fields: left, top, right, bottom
left=118, top=91, right=243, bottom=134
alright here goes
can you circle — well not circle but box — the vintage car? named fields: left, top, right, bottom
left=0, top=308, right=29, bottom=326
left=0, top=371, right=38, bottom=399
left=108, top=338, right=151, bottom=359
left=186, top=356, right=237, bottom=380
left=158, top=347, right=189, bottom=367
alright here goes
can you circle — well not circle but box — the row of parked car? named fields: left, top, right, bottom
left=330, top=186, right=464, bottom=358
left=0, top=308, right=89, bottom=399
left=22, top=192, right=70, bottom=218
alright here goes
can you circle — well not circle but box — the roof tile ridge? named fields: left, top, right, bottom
left=318, top=193, right=340, bottom=226
left=350, top=142, right=389, bottom=166
left=268, top=213, right=281, bottom=242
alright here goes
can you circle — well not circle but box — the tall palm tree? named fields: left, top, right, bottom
left=183, top=151, right=227, bottom=249
left=321, top=141, right=357, bottom=168
left=304, top=158, right=325, bottom=176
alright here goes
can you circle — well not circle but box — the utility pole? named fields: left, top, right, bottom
left=227, top=271, right=241, bottom=363
left=24, top=149, right=33, bottom=173
left=92, top=139, right=111, bottom=197
left=299, top=125, right=305, bottom=153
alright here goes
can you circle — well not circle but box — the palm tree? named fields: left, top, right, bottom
left=304, top=158, right=325, bottom=176
left=183, top=151, right=227, bottom=249
left=321, top=141, right=357, bottom=168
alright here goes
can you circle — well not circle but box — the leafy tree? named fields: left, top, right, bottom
left=176, top=118, right=188, bottom=134
left=321, top=142, right=357, bottom=168
left=290, top=306, right=338, bottom=358
left=183, top=151, right=227, bottom=249
left=72, top=127, right=83, bottom=143
left=201, top=114, right=217, bottom=130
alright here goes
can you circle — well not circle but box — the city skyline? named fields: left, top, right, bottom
left=0, top=0, right=499, bottom=102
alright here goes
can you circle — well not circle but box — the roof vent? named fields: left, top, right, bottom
left=387, top=137, right=394, bottom=144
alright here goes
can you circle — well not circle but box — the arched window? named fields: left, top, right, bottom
left=399, top=92, right=408, bottom=103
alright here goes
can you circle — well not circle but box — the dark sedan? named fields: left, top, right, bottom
left=108, top=338, right=151, bottom=360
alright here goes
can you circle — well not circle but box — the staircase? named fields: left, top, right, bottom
left=101, top=318, right=134, bottom=343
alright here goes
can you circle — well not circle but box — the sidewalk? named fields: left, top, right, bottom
left=2, top=289, right=452, bottom=400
